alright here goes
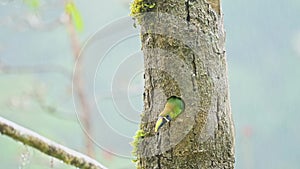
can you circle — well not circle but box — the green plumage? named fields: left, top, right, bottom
left=155, top=96, right=185, bottom=132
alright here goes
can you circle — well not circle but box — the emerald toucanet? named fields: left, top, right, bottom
left=154, top=96, right=185, bottom=132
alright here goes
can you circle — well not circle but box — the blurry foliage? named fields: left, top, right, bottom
left=0, top=0, right=300, bottom=169
left=65, top=1, right=84, bottom=32
left=24, top=0, right=40, bottom=10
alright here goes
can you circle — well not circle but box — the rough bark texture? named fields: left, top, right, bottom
left=132, top=0, right=234, bottom=168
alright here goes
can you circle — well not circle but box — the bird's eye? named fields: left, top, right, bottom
left=166, top=115, right=171, bottom=121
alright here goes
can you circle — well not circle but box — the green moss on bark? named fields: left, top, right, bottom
left=130, top=0, right=156, bottom=17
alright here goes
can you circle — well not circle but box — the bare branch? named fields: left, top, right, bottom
left=0, top=61, right=71, bottom=78
left=65, top=9, right=95, bottom=156
left=0, top=116, right=108, bottom=169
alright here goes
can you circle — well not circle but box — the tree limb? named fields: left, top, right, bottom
left=0, top=116, right=108, bottom=169
left=0, top=61, right=71, bottom=78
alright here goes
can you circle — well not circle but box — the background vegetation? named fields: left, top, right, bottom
left=0, top=0, right=299, bottom=168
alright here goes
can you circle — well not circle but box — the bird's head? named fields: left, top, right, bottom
left=154, top=114, right=172, bottom=132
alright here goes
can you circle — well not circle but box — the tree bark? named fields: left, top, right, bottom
left=132, top=0, right=235, bottom=168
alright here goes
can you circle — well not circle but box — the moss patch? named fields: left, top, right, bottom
left=130, top=0, right=156, bottom=17
left=131, top=129, right=146, bottom=162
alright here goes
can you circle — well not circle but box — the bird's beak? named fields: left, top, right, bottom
left=154, top=116, right=170, bottom=132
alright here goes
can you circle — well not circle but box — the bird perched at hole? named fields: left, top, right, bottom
left=154, top=96, right=185, bottom=132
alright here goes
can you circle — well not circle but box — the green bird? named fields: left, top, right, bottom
left=154, top=96, right=185, bottom=132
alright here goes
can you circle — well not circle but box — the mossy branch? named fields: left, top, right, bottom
left=0, top=116, right=107, bottom=169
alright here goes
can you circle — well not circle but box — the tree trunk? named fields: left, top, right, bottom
left=131, top=0, right=235, bottom=168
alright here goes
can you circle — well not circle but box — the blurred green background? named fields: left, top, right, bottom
left=0, top=0, right=300, bottom=169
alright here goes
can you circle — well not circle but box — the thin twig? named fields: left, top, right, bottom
left=0, top=61, right=71, bottom=78
left=65, top=6, right=94, bottom=157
